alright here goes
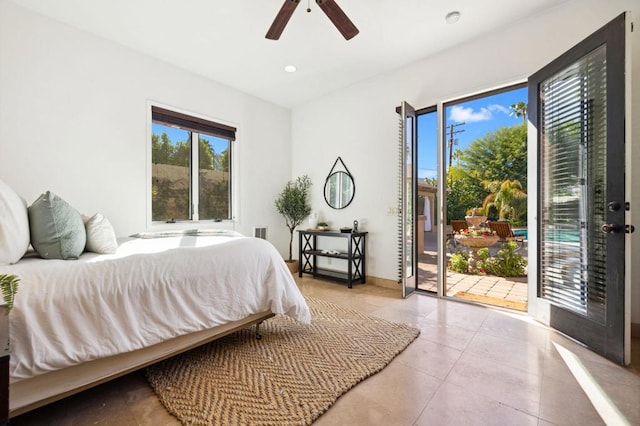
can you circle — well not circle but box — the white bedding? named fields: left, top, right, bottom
left=1, top=234, right=310, bottom=381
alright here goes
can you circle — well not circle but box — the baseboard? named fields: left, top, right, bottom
left=367, top=276, right=400, bottom=290
left=632, top=323, right=640, bottom=338
left=295, top=273, right=399, bottom=291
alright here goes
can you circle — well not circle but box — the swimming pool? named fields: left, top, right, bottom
left=502, top=229, right=581, bottom=243
left=520, top=229, right=581, bottom=243
left=513, top=229, right=528, bottom=239
left=546, top=229, right=581, bottom=243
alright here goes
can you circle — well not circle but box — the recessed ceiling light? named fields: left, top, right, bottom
left=445, top=11, right=461, bottom=24
left=284, top=65, right=297, bottom=73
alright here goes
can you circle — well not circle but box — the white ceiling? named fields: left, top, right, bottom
left=9, top=0, right=569, bottom=108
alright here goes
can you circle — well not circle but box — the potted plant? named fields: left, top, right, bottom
left=0, top=274, right=19, bottom=361
left=0, top=274, right=19, bottom=314
left=274, top=175, right=312, bottom=272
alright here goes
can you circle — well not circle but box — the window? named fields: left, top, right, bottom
left=151, top=106, right=236, bottom=222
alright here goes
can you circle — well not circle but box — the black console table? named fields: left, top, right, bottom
left=298, top=230, right=367, bottom=288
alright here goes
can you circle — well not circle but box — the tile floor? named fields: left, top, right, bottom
left=10, top=277, right=640, bottom=425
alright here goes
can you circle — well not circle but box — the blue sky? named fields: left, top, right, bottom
left=417, top=86, right=527, bottom=179
left=152, top=123, right=229, bottom=154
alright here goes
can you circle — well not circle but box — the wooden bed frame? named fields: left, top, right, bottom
left=0, top=309, right=274, bottom=422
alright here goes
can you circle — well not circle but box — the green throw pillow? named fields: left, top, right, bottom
left=28, top=191, right=86, bottom=260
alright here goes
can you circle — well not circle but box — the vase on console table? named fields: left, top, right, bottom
left=308, top=213, right=318, bottom=228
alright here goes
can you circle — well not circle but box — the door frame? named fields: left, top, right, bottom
left=414, top=84, right=529, bottom=300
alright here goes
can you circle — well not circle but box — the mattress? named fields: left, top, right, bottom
left=0, top=234, right=310, bottom=381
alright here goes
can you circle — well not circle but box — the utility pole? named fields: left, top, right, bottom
left=447, top=123, right=465, bottom=168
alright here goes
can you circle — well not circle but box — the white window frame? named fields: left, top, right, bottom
left=146, top=101, right=240, bottom=231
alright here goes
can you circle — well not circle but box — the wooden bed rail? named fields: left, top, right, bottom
left=4, top=311, right=274, bottom=420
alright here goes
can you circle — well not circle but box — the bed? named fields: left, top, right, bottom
left=0, top=231, right=311, bottom=419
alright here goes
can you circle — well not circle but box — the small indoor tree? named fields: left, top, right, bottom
left=274, top=175, right=312, bottom=262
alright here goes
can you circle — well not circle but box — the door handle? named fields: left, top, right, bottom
left=601, top=223, right=620, bottom=234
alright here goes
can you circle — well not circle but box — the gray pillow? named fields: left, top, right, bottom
left=28, top=191, right=86, bottom=260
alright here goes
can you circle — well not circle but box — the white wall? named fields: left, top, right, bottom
left=2, top=0, right=638, bottom=323
left=0, top=0, right=294, bottom=256
left=292, top=0, right=640, bottom=322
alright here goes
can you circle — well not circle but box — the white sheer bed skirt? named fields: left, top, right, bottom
left=0, top=234, right=310, bottom=415
left=9, top=311, right=274, bottom=416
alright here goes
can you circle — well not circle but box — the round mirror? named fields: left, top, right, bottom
left=324, top=171, right=355, bottom=209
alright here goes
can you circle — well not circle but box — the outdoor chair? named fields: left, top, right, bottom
left=451, top=220, right=468, bottom=233
left=448, top=220, right=469, bottom=247
left=487, top=221, right=525, bottom=248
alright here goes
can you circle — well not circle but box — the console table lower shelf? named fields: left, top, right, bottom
left=298, top=231, right=367, bottom=289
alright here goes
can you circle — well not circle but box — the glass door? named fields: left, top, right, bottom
left=399, top=101, right=417, bottom=298
left=416, top=107, right=439, bottom=294
left=529, top=13, right=627, bottom=364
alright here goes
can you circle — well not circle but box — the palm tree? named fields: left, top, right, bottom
left=452, top=149, right=462, bottom=167
left=482, top=179, right=527, bottom=222
left=509, top=102, right=528, bottom=125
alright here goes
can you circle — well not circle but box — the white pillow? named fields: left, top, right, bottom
left=82, top=213, right=118, bottom=254
left=0, top=179, right=30, bottom=264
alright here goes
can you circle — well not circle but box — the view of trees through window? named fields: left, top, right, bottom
left=152, top=123, right=231, bottom=221
left=446, top=115, right=528, bottom=225
left=418, top=85, right=528, bottom=226
left=446, top=90, right=527, bottom=225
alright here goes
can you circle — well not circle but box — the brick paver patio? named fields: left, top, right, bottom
left=417, top=231, right=528, bottom=311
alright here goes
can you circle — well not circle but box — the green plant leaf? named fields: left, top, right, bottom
left=0, top=274, right=19, bottom=314
left=274, top=175, right=312, bottom=261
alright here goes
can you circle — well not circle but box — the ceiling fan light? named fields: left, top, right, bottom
left=445, top=11, right=461, bottom=24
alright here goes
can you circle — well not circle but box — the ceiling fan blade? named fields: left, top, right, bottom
left=266, top=0, right=301, bottom=40
left=315, top=0, right=359, bottom=40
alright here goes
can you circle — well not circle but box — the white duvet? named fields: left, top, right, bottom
left=1, top=235, right=310, bottom=381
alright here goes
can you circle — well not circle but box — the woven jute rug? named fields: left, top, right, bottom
left=146, top=296, right=420, bottom=425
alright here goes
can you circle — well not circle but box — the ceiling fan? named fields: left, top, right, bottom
left=266, top=0, right=359, bottom=41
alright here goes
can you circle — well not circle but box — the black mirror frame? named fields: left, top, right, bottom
left=324, top=157, right=355, bottom=209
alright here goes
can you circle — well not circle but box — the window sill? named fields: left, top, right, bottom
left=148, top=220, right=236, bottom=233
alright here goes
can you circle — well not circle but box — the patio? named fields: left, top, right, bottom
left=417, top=230, right=528, bottom=311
